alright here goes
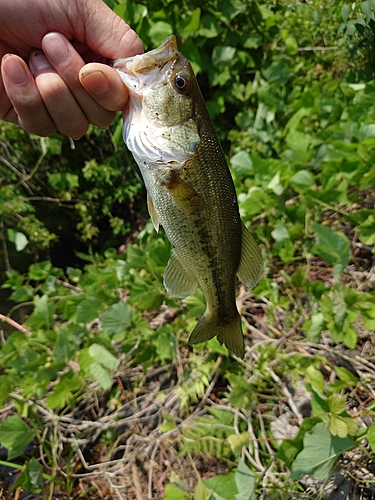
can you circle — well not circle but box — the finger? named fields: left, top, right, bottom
left=0, top=42, right=14, bottom=121
left=1, top=54, right=56, bottom=136
left=79, top=63, right=129, bottom=112
left=29, top=49, right=89, bottom=139
left=41, top=32, right=115, bottom=129
left=83, top=1, right=144, bottom=59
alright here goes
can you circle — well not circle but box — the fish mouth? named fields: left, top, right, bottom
left=112, top=36, right=179, bottom=94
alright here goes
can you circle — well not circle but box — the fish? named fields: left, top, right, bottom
left=113, top=36, right=262, bottom=358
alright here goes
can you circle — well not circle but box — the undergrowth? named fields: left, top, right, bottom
left=1, top=0, right=375, bottom=499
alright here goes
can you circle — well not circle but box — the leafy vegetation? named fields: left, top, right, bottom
left=1, top=0, right=375, bottom=498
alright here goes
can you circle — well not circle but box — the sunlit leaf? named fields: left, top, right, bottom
left=99, top=303, right=132, bottom=334
left=0, top=416, right=35, bottom=460
left=291, top=422, right=354, bottom=480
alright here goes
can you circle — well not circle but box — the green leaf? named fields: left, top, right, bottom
left=227, top=374, right=252, bottom=410
left=212, top=46, right=236, bottom=66
left=162, top=484, right=189, bottom=500
left=335, top=366, right=358, bottom=385
left=7, top=229, right=28, bottom=251
left=284, top=35, right=298, bottom=54
left=328, top=394, right=347, bottom=415
left=160, top=413, right=177, bottom=433
left=27, top=294, right=55, bottom=330
left=262, top=60, right=290, bottom=83
left=28, top=260, right=52, bottom=280
left=154, top=327, right=177, bottom=363
left=357, top=215, right=375, bottom=245
left=271, top=224, right=289, bottom=242
left=235, top=459, right=256, bottom=500
left=194, top=480, right=212, bottom=500
left=311, top=390, right=330, bottom=416
left=90, top=361, right=113, bottom=390
left=290, top=169, right=315, bottom=189
left=180, top=41, right=202, bottom=74
left=267, top=171, right=284, bottom=195
left=305, top=313, right=325, bottom=341
left=48, top=172, right=79, bottom=191
left=99, top=302, right=132, bottom=334
left=328, top=415, right=349, bottom=438
left=228, top=432, right=250, bottom=456
left=343, top=325, right=357, bottom=349
left=230, top=151, right=253, bottom=177
left=311, top=223, right=350, bottom=280
left=13, top=457, right=43, bottom=493
left=328, top=415, right=358, bottom=438
left=0, top=415, right=35, bottom=460
left=28, top=457, right=43, bottom=488
left=367, top=422, right=375, bottom=453
left=277, top=417, right=322, bottom=468
left=14, top=231, right=29, bottom=251
left=290, top=422, right=355, bottom=480
left=205, top=471, right=237, bottom=500
left=0, top=375, right=12, bottom=406
left=88, top=344, right=120, bottom=370
left=149, top=21, right=173, bottom=47
left=181, top=8, right=201, bottom=33
left=75, top=297, right=102, bottom=323
left=9, top=284, right=34, bottom=303
left=305, top=366, right=325, bottom=394
left=342, top=4, right=350, bottom=21
left=199, top=13, right=222, bottom=38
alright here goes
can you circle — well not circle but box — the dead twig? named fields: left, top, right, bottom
left=0, top=314, right=32, bottom=336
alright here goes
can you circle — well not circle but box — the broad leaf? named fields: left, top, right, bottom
left=290, top=422, right=354, bottom=480
left=99, top=302, right=132, bottom=334
left=0, top=415, right=35, bottom=460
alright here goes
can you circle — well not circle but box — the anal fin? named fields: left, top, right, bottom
left=164, top=250, right=197, bottom=298
left=237, top=222, right=263, bottom=290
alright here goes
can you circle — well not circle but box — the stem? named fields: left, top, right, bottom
left=0, top=460, right=63, bottom=485
left=0, top=314, right=32, bottom=336
left=0, top=218, right=11, bottom=271
left=47, top=419, right=60, bottom=500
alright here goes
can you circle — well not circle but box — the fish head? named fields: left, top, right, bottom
left=113, top=36, right=201, bottom=164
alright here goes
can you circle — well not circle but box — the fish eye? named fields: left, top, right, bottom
left=173, top=73, right=191, bottom=93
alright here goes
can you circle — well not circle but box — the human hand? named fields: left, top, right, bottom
left=0, top=0, right=143, bottom=138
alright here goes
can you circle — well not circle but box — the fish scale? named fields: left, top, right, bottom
left=113, top=36, right=263, bottom=358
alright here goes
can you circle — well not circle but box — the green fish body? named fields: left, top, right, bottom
left=113, top=36, right=262, bottom=357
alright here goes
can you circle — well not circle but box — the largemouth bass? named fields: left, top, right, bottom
left=113, top=36, right=262, bottom=358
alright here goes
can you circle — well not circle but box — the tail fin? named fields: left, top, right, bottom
left=188, top=313, right=245, bottom=358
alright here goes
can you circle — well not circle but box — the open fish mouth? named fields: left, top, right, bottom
left=112, top=36, right=179, bottom=94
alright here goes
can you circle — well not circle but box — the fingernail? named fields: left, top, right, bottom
left=2, top=55, right=28, bottom=85
left=43, top=33, right=70, bottom=66
left=81, top=70, right=110, bottom=95
left=30, top=51, right=52, bottom=71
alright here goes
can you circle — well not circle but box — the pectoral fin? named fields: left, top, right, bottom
left=163, top=170, right=205, bottom=213
left=147, top=191, right=160, bottom=232
left=164, top=250, right=198, bottom=298
left=237, top=222, right=263, bottom=290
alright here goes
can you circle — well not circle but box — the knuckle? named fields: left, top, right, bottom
left=60, top=119, right=88, bottom=140
left=20, top=119, right=56, bottom=137
left=92, top=111, right=115, bottom=129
